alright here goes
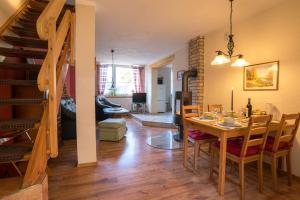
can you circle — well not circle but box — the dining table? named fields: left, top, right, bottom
left=183, top=116, right=280, bottom=196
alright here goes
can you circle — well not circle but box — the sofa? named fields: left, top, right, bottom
left=61, top=97, right=76, bottom=139
left=95, top=96, right=121, bottom=121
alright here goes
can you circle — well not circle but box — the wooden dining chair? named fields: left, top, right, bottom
left=210, top=115, right=272, bottom=200
left=208, top=104, right=223, bottom=113
left=264, top=113, right=300, bottom=190
left=182, top=105, right=216, bottom=169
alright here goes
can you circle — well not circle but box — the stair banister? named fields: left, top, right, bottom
left=36, top=0, right=66, bottom=40
left=36, top=0, right=72, bottom=157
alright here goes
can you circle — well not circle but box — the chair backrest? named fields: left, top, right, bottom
left=272, top=113, right=300, bottom=152
left=240, top=115, right=272, bottom=157
left=208, top=104, right=223, bottom=113
left=182, top=105, right=201, bottom=119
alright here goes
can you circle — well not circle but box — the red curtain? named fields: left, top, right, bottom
left=132, top=66, right=145, bottom=93
left=65, top=65, right=76, bottom=99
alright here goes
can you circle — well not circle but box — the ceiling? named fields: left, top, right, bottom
left=94, top=0, right=285, bottom=65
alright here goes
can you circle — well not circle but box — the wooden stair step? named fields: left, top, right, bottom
left=21, top=11, right=41, bottom=21
left=0, top=145, right=32, bottom=162
left=19, top=16, right=63, bottom=27
left=28, top=0, right=48, bottom=10
left=21, top=7, right=72, bottom=22
left=17, top=17, right=36, bottom=24
left=0, top=62, right=41, bottom=71
left=0, top=176, right=47, bottom=199
left=0, top=98, right=43, bottom=105
left=0, top=47, right=46, bottom=59
left=0, top=79, right=36, bottom=86
left=26, top=7, right=43, bottom=15
left=10, top=26, right=38, bottom=38
left=17, top=20, right=36, bottom=29
left=1, top=36, right=47, bottom=49
left=0, top=119, right=38, bottom=131
left=27, top=2, right=75, bottom=12
left=0, top=177, right=22, bottom=198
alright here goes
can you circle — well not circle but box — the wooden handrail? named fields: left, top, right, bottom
left=22, top=108, right=49, bottom=188
left=36, top=6, right=73, bottom=158
left=37, top=10, right=72, bottom=92
left=22, top=3, right=74, bottom=186
left=36, top=0, right=66, bottom=40
left=35, top=0, right=74, bottom=160
left=0, top=0, right=31, bottom=36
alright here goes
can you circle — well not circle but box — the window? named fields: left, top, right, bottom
left=116, top=66, right=134, bottom=95
left=103, top=65, right=135, bottom=96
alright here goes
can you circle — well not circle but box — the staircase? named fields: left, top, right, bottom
left=0, top=0, right=74, bottom=198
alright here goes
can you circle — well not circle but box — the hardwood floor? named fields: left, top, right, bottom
left=49, top=118, right=300, bottom=200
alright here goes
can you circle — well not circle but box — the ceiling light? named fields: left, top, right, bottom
left=211, top=51, right=230, bottom=65
left=211, top=0, right=249, bottom=67
left=231, top=55, right=249, bottom=67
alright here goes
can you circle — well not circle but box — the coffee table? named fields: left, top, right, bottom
left=103, top=107, right=129, bottom=118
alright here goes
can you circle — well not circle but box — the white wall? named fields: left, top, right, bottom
left=204, top=0, right=300, bottom=176
left=0, top=0, right=25, bottom=26
left=171, top=47, right=189, bottom=113
left=75, top=2, right=97, bottom=165
left=0, top=0, right=26, bottom=61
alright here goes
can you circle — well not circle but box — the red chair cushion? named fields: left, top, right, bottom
left=188, top=129, right=215, bottom=140
left=264, top=136, right=290, bottom=152
left=213, top=139, right=261, bottom=157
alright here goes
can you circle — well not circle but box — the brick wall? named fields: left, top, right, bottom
left=188, top=36, right=204, bottom=112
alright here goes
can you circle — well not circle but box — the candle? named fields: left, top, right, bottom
left=231, top=87, right=234, bottom=111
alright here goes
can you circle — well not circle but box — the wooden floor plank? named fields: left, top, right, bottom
left=49, top=119, right=300, bottom=200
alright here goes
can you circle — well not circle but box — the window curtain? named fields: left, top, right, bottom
left=97, top=64, right=108, bottom=95
left=132, top=66, right=145, bottom=93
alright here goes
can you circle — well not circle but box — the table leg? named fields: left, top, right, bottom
left=183, top=121, right=188, bottom=167
left=218, top=132, right=227, bottom=195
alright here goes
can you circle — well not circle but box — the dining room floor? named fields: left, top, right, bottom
left=48, top=118, right=300, bottom=200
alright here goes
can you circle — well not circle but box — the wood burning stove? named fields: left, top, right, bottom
left=173, top=69, right=197, bottom=141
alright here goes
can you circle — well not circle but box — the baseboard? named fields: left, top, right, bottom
left=76, top=162, right=98, bottom=168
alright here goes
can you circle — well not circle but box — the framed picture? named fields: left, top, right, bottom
left=243, top=61, right=279, bottom=91
left=177, top=70, right=185, bottom=80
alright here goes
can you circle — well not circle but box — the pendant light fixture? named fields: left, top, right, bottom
left=110, top=49, right=115, bottom=89
left=211, top=0, right=249, bottom=67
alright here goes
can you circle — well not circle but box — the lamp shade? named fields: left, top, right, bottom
left=211, top=52, right=230, bottom=65
left=231, top=55, right=249, bottom=67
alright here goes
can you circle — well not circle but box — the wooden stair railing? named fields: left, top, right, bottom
left=21, top=0, right=75, bottom=188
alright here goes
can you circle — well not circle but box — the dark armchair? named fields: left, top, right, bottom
left=95, top=96, right=121, bottom=121
left=61, top=97, right=76, bottom=139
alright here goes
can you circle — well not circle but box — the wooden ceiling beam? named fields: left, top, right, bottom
left=150, top=54, right=175, bottom=69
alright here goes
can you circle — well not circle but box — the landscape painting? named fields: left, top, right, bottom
left=244, top=61, right=279, bottom=91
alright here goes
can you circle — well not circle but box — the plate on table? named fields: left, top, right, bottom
left=217, top=121, right=242, bottom=128
left=199, top=117, right=215, bottom=121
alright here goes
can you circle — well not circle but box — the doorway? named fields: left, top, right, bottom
left=157, top=64, right=172, bottom=113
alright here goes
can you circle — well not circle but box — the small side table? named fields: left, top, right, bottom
left=103, top=107, right=130, bottom=118
left=131, top=103, right=146, bottom=113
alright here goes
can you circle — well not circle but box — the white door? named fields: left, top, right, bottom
left=157, top=100, right=167, bottom=112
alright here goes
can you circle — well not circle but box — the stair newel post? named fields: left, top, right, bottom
left=48, top=17, right=58, bottom=158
